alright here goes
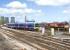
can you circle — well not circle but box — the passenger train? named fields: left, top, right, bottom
left=6, top=23, right=35, bottom=31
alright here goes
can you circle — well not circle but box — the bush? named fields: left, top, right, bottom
left=35, top=28, right=39, bottom=32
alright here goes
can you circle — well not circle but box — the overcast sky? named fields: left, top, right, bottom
left=0, top=0, right=70, bottom=23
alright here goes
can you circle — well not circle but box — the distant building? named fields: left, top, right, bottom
left=46, top=22, right=69, bottom=29
left=4, top=17, right=9, bottom=24
left=0, top=16, right=4, bottom=24
left=10, top=17, right=15, bottom=23
left=0, top=16, right=9, bottom=24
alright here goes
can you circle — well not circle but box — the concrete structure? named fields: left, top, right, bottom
left=51, top=28, right=55, bottom=35
left=10, top=17, right=15, bottom=23
left=41, top=27, right=45, bottom=35
left=69, top=28, right=70, bottom=33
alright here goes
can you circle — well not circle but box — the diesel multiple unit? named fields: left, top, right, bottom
left=7, top=23, right=34, bottom=31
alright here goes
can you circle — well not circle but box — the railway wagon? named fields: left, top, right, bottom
left=7, top=23, right=34, bottom=31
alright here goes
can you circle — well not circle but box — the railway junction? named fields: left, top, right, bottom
left=0, top=26, right=70, bottom=50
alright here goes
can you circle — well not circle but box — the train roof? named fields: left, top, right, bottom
left=7, top=23, right=34, bottom=25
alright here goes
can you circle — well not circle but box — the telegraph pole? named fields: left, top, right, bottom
left=25, top=16, right=27, bottom=30
left=25, top=16, right=27, bottom=23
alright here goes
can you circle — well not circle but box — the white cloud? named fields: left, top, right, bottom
left=6, top=1, right=27, bottom=8
left=29, top=0, right=70, bottom=6
left=63, top=7, right=70, bottom=13
left=0, top=1, right=42, bottom=17
left=24, top=9, right=34, bottom=13
left=63, top=10, right=68, bottom=13
left=24, top=8, right=42, bottom=13
left=5, top=1, right=42, bottom=13
left=63, top=9, right=70, bottom=14
left=0, top=8, right=42, bottom=15
left=0, top=8, right=9, bottom=14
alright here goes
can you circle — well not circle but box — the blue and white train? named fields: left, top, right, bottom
left=6, top=23, right=35, bottom=31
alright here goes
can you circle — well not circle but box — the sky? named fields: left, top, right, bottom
left=0, top=0, right=70, bottom=23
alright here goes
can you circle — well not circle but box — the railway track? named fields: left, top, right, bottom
left=2, top=30, right=56, bottom=50
left=35, top=35, right=70, bottom=46
left=0, top=28, right=49, bottom=50
left=3, top=27, right=70, bottom=46
left=1, top=28, right=70, bottom=50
